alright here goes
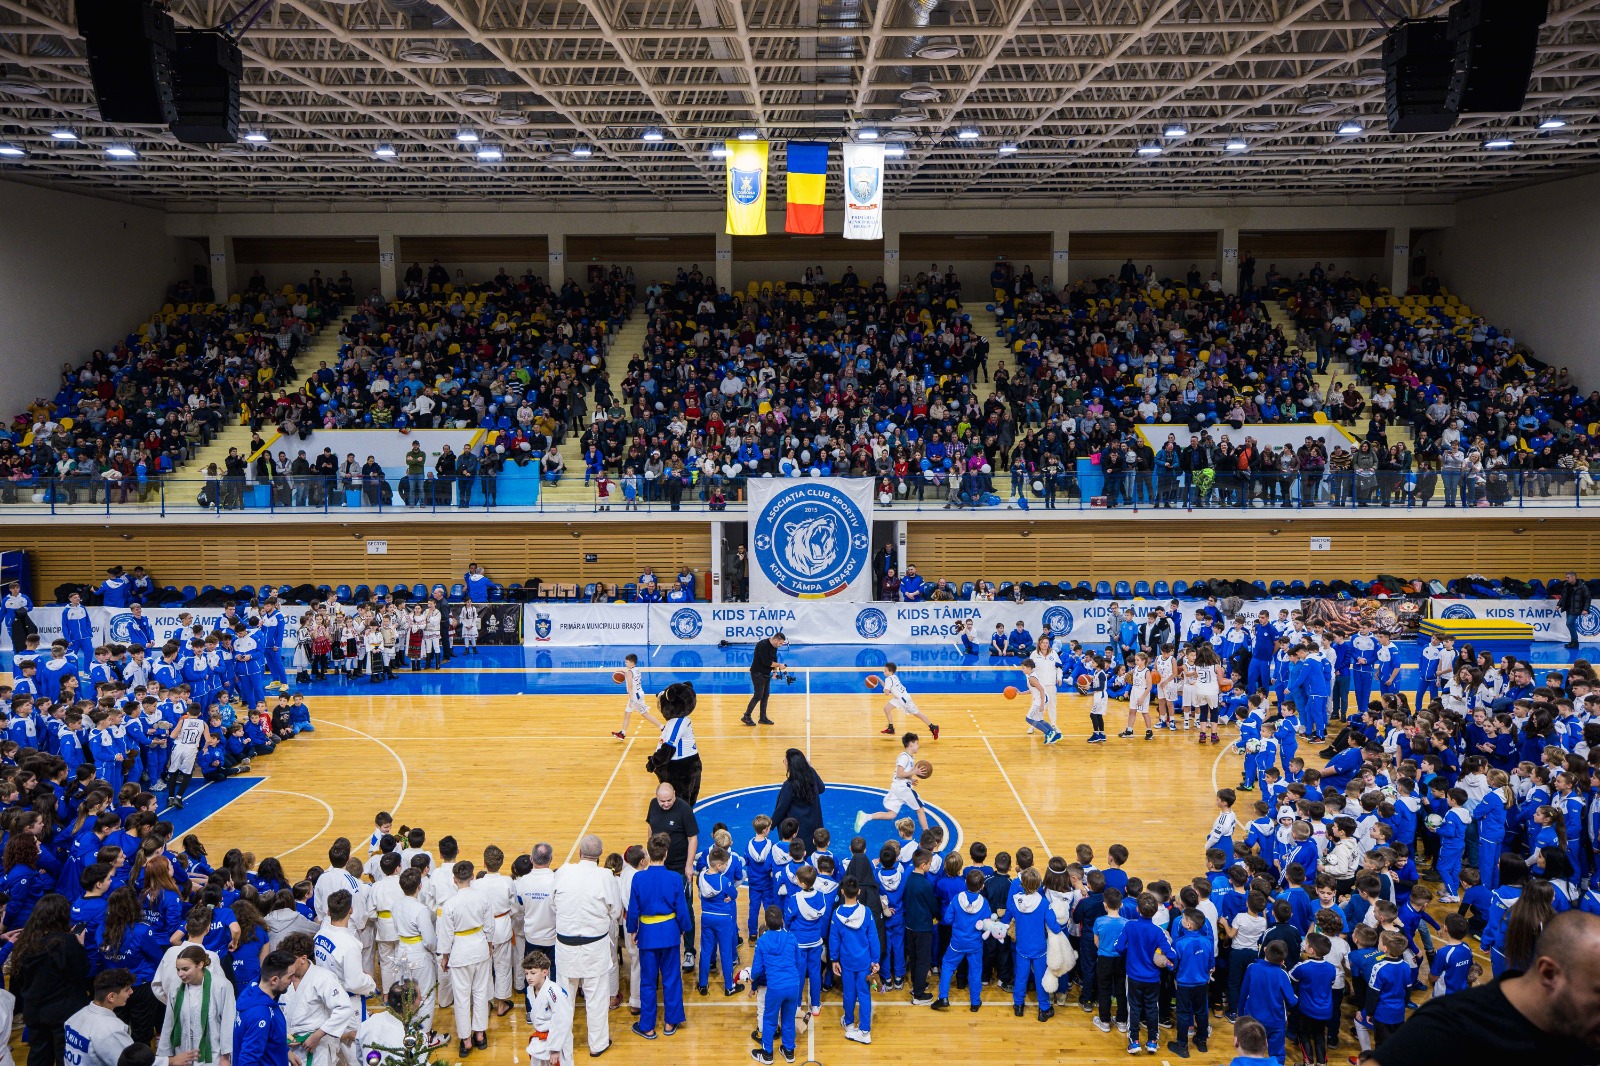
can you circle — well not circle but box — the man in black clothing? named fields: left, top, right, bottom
left=1557, top=571, right=1591, bottom=650
left=646, top=782, right=699, bottom=970
left=742, top=632, right=787, bottom=726
left=1373, top=910, right=1600, bottom=1066
left=900, top=847, right=939, bottom=1005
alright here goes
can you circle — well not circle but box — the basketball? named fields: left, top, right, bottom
left=611, top=670, right=626, bottom=683
left=1220, top=678, right=1234, bottom=691
left=1076, top=674, right=1090, bottom=687
left=1003, top=685, right=1019, bottom=699
left=914, top=759, right=933, bottom=779
left=1149, top=671, right=1161, bottom=686
left=865, top=674, right=881, bottom=689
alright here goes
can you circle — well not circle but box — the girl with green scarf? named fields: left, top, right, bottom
left=158, top=947, right=237, bottom=1066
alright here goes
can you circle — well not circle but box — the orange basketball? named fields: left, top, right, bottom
left=914, top=759, right=934, bottom=780
left=1076, top=674, right=1091, bottom=688
left=865, top=675, right=882, bottom=689
left=1003, top=686, right=1019, bottom=700
left=1220, top=678, right=1234, bottom=692
left=1149, top=671, right=1162, bottom=687
left=612, top=670, right=627, bottom=683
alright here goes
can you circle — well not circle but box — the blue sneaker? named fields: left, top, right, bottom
left=1145, top=1040, right=1159, bottom=1054
left=1127, top=1041, right=1141, bottom=1055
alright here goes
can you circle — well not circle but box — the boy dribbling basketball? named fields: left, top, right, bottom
left=876, top=663, right=939, bottom=739
left=1121, top=652, right=1155, bottom=741
left=854, top=733, right=930, bottom=835
left=612, top=653, right=662, bottom=740
left=1020, top=659, right=1062, bottom=745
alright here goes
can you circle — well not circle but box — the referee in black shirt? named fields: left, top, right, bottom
left=742, top=632, right=787, bottom=726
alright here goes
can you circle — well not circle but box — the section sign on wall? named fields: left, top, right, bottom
left=747, top=478, right=874, bottom=601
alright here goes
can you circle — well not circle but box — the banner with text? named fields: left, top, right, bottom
left=747, top=478, right=875, bottom=602
left=1431, top=599, right=1597, bottom=644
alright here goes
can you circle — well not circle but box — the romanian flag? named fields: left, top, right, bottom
left=724, top=139, right=769, bottom=235
left=784, top=142, right=828, bottom=234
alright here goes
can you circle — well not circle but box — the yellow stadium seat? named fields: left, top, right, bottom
left=747, top=281, right=759, bottom=296
left=59, top=417, right=74, bottom=430
left=1313, top=412, right=1330, bottom=424
left=252, top=313, right=266, bottom=325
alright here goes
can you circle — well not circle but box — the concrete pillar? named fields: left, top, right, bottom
left=1218, top=226, right=1240, bottom=296
left=207, top=235, right=233, bottom=302
left=709, top=521, right=723, bottom=603
left=547, top=232, right=566, bottom=286
left=896, top=520, right=908, bottom=575
left=1388, top=226, right=1411, bottom=295
left=378, top=233, right=398, bottom=301
left=1050, top=229, right=1069, bottom=290
left=882, top=227, right=900, bottom=290
left=715, top=230, right=733, bottom=291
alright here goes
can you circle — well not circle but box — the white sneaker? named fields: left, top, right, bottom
left=845, top=1029, right=872, bottom=1045
left=853, top=810, right=867, bottom=833
left=811, top=1005, right=822, bottom=1017
left=1094, top=1018, right=1111, bottom=1033
left=1117, top=1021, right=1129, bottom=1033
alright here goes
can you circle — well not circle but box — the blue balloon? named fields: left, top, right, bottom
left=920, top=458, right=931, bottom=471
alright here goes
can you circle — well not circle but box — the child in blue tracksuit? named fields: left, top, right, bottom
left=1363, top=934, right=1413, bottom=1045
left=1473, top=781, right=1509, bottom=890
left=871, top=844, right=909, bottom=987
left=749, top=908, right=802, bottom=1063
left=1436, top=789, right=1471, bottom=901
left=697, top=847, right=741, bottom=995
left=934, top=870, right=992, bottom=1010
left=1237, top=940, right=1297, bottom=1064
left=1168, top=908, right=1215, bottom=1058
left=782, top=866, right=831, bottom=1013
left=1237, top=704, right=1265, bottom=791
left=828, top=877, right=880, bottom=1044
left=1275, top=706, right=1300, bottom=772
left=1002, top=867, right=1063, bottom=1021
left=1289, top=931, right=1338, bottom=1065
left=745, top=816, right=778, bottom=941
left=1115, top=892, right=1177, bottom=1053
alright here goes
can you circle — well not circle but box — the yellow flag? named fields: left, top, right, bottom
left=725, top=140, right=768, bottom=235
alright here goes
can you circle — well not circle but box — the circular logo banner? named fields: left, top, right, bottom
left=694, top=782, right=962, bottom=860
left=751, top=482, right=871, bottom=599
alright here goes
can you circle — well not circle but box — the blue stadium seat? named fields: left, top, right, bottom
left=1172, top=580, right=1189, bottom=598
left=488, top=584, right=503, bottom=601
left=335, top=584, right=352, bottom=603
left=220, top=585, right=236, bottom=597
left=181, top=585, right=197, bottom=601
left=623, top=583, right=637, bottom=602
left=1269, top=580, right=1287, bottom=595
left=200, top=585, right=216, bottom=595
left=1252, top=580, right=1268, bottom=594
left=1288, top=580, right=1307, bottom=594
left=960, top=581, right=975, bottom=599
left=277, top=585, right=292, bottom=600
left=1094, top=580, right=1112, bottom=597
left=1075, top=581, right=1092, bottom=596
left=237, top=585, right=255, bottom=601
left=373, top=584, right=390, bottom=599
left=316, top=585, right=332, bottom=598
left=1153, top=580, right=1170, bottom=597
left=352, top=584, right=371, bottom=602
left=996, top=582, right=1014, bottom=600
left=1350, top=580, right=1370, bottom=594
left=1113, top=580, right=1131, bottom=598
left=1133, top=580, right=1150, bottom=597
left=584, top=583, right=597, bottom=600
left=450, top=583, right=465, bottom=602
left=412, top=584, right=428, bottom=601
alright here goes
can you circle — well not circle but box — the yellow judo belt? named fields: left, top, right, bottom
left=639, top=914, right=675, bottom=925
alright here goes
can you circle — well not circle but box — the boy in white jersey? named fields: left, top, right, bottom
left=853, top=733, right=930, bottom=834
left=1121, top=651, right=1155, bottom=741
left=165, top=705, right=210, bottom=809
left=1016, top=659, right=1062, bottom=745
left=874, top=662, right=939, bottom=739
left=611, top=654, right=662, bottom=740
left=1033, top=636, right=1062, bottom=729
left=1152, top=643, right=1180, bottom=730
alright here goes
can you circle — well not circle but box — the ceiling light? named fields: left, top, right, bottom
left=1351, top=71, right=1386, bottom=86
left=996, top=142, right=1018, bottom=155
left=1295, top=91, right=1337, bottom=115
left=856, top=126, right=879, bottom=140
left=1539, top=116, right=1567, bottom=130
left=900, top=82, right=940, bottom=103
left=1336, top=120, right=1364, bottom=136
left=50, top=126, right=78, bottom=141
left=398, top=43, right=450, bottom=64
left=1242, top=122, right=1280, bottom=132
left=0, top=73, right=45, bottom=96
left=475, top=143, right=504, bottom=162
left=373, top=143, right=397, bottom=159
left=104, top=144, right=138, bottom=159
left=737, top=129, right=759, bottom=141
left=891, top=107, right=928, bottom=125
left=710, top=144, right=728, bottom=158
left=1163, top=123, right=1189, bottom=138
left=1483, top=137, right=1515, bottom=150
left=455, top=127, right=479, bottom=143
left=1135, top=142, right=1163, bottom=156
left=955, top=126, right=980, bottom=140
left=884, top=145, right=906, bottom=158
left=0, top=142, right=26, bottom=158
left=570, top=143, right=593, bottom=158
left=491, top=110, right=530, bottom=127
left=1224, top=138, right=1249, bottom=152
left=914, top=37, right=961, bottom=60
left=642, top=126, right=664, bottom=141
left=457, top=87, right=496, bottom=105
left=242, top=129, right=269, bottom=143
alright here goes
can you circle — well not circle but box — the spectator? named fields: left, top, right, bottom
left=1556, top=572, right=1591, bottom=650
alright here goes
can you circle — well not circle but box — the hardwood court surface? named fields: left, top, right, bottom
left=202, top=686, right=1245, bottom=1065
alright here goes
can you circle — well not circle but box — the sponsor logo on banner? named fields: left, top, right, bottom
left=751, top=482, right=870, bottom=598
left=847, top=165, right=879, bottom=203
left=670, top=608, right=703, bottom=640
left=730, top=167, right=763, bottom=205
left=855, top=607, right=888, bottom=640
left=1578, top=607, right=1600, bottom=638
left=534, top=612, right=553, bottom=641
left=1440, top=604, right=1476, bottom=620
left=1042, top=606, right=1075, bottom=635
left=106, top=613, right=142, bottom=643
left=694, top=783, right=962, bottom=857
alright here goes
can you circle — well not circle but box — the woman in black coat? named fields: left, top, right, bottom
left=10, top=894, right=90, bottom=1066
left=770, top=748, right=826, bottom=852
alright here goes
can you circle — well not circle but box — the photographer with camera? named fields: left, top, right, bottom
left=741, top=632, right=788, bottom=727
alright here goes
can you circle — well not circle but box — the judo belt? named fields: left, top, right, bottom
left=399, top=935, right=423, bottom=944
left=494, top=912, right=511, bottom=919
left=557, top=932, right=606, bottom=946
left=454, top=926, right=483, bottom=936
left=377, top=911, right=393, bottom=919
left=639, top=914, right=674, bottom=925
left=532, top=1030, right=549, bottom=1041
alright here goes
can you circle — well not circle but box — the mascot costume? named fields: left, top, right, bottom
left=645, top=680, right=702, bottom=806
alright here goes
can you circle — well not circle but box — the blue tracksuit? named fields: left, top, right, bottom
left=751, top=928, right=802, bottom=1056
left=625, top=865, right=693, bottom=1033
left=1248, top=625, right=1276, bottom=694
left=1172, top=924, right=1215, bottom=1048
left=1367, top=956, right=1411, bottom=1027
left=871, top=861, right=908, bottom=980
left=1275, top=716, right=1300, bottom=771
left=1349, top=633, right=1377, bottom=712
left=258, top=610, right=288, bottom=686
left=1474, top=789, right=1507, bottom=890
left=1238, top=960, right=1297, bottom=1062
left=233, top=984, right=288, bottom=1066
left=96, top=575, right=131, bottom=608
left=1438, top=806, right=1471, bottom=895
left=464, top=570, right=491, bottom=603
left=62, top=605, right=94, bottom=671
left=744, top=838, right=778, bottom=938
left=1238, top=711, right=1264, bottom=788
left=232, top=632, right=266, bottom=711
left=783, top=888, right=831, bottom=1009
left=1302, top=652, right=1332, bottom=737
left=697, top=869, right=740, bottom=993
left=1289, top=957, right=1337, bottom=1025
left=1003, top=892, right=1063, bottom=1009
left=89, top=727, right=122, bottom=793
left=828, top=902, right=880, bottom=1032
left=938, top=891, right=991, bottom=1006
left=1375, top=643, right=1400, bottom=695
left=1116, top=916, right=1177, bottom=1044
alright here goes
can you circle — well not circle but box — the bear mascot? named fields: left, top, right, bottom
left=644, top=680, right=702, bottom=806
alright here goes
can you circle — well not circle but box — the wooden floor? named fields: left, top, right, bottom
left=210, top=688, right=1246, bottom=1065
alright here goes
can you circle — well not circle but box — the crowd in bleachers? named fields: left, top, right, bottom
left=0, top=276, right=344, bottom=504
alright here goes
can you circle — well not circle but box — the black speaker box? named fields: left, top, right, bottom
left=77, top=0, right=178, bottom=125
left=1383, top=19, right=1458, bottom=134
left=170, top=30, right=243, bottom=145
left=1446, top=0, right=1549, bottom=113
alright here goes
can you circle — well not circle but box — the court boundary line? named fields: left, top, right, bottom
left=254, top=787, right=337, bottom=858
left=565, top=737, right=635, bottom=864
left=162, top=777, right=257, bottom=834
left=965, top=709, right=1053, bottom=859
left=319, top=719, right=409, bottom=816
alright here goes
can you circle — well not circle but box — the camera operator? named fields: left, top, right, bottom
left=741, top=632, right=788, bottom=727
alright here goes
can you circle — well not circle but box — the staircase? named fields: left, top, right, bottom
left=167, top=316, right=349, bottom=505
left=536, top=312, right=648, bottom=508
left=967, top=308, right=1009, bottom=407
left=1270, top=301, right=1412, bottom=449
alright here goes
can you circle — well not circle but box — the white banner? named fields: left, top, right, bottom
left=747, top=478, right=875, bottom=602
left=525, top=603, right=649, bottom=645
left=841, top=143, right=884, bottom=240
left=1432, top=598, right=1592, bottom=643
left=15, top=606, right=311, bottom=652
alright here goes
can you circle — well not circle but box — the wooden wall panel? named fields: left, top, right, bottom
left=567, top=235, right=716, bottom=261
left=396, top=236, right=549, bottom=262
left=732, top=234, right=883, bottom=262
left=232, top=238, right=379, bottom=264
left=1237, top=230, right=1386, bottom=259
left=6, top=523, right=712, bottom=595
left=900, top=233, right=1050, bottom=262
left=1069, top=232, right=1218, bottom=260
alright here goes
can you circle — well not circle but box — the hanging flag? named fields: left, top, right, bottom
left=841, top=142, right=884, bottom=240
left=784, top=142, right=828, bottom=234
left=724, top=139, right=769, bottom=236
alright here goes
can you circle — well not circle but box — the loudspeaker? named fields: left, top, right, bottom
left=77, top=0, right=178, bottom=125
left=170, top=30, right=243, bottom=145
left=1446, top=0, right=1549, bottom=113
left=1383, top=19, right=1458, bottom=134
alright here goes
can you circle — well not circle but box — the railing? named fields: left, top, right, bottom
left=0, top=469, right=1595, bottom=516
